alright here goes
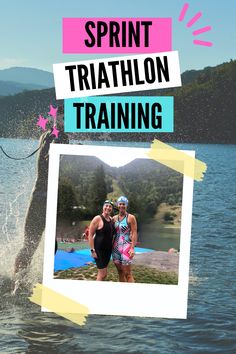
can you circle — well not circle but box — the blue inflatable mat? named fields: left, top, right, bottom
left=134, top=247, right=154, bottom=254
left=55, top=247, right=155, bottom=272
left=75, top=247, right=154, bottom=257
left=54, top=250, right=94, bottom=271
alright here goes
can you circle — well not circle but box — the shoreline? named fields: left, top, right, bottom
left=154, top=203, right=182, bottom=227
left=133, top=251, right=179, bottom=273
left=54, top=250, right=179, bottom=284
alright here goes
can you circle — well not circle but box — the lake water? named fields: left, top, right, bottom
left=0, top=138, right=236, bottom=353
left=140, top=221, right=180, bottom=251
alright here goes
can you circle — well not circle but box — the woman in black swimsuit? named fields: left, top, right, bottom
left=88, top=200, right=114, bottom=281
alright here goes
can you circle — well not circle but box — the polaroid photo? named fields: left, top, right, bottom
left=42, top=144, right=194, bottom=318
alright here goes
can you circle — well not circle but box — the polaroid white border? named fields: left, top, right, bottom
left=42, top=144, right=194, bottom=318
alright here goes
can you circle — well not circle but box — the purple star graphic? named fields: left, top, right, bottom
left=51, top=126, right=59, bottom=138
left=37, top=115, right=48, bottom=130
left=48, top=105, right=58, bottom=118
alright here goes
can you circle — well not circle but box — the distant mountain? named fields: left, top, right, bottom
left=60, top=157, right=169, bottom=180
left=0, top=67, right=54, bottom=87
left=0, top=80, right=50, bottom=96
left=60, top=155, right=114, bottom=178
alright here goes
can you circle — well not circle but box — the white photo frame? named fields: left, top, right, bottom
left=42, top=144, right=194, bottom=318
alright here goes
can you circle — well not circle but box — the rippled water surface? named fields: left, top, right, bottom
left=0, top=139, right=236, bottom=353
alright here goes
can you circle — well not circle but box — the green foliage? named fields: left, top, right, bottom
left=58, top=161, right=109, bottom=220
left=105, top=175, right=113, bottom=193
left=116, top=159, right=183, bottom=222
left=90, top=165, right=107, bottom=215
left=57, top=177, right=78, bottom=220
left=163, top=211, right=174, bottom=222
left=54, top=262, right=178, bottom=284
left=57, top=156, right=182, bottom=224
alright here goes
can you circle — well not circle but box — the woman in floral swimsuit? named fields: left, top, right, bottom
left=112, top=196, right=137, bottom=282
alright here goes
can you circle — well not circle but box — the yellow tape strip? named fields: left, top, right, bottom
left=29, top=283, right=89, bottom=326
left=146, top=140, right=207, bottom=181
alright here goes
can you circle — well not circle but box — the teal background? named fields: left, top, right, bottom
left=64, top=96, right=174, bottom=132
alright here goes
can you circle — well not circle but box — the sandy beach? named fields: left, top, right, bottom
left=133, top=251, right=179, bottom=273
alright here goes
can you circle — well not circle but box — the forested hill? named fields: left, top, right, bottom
left=58, top=156, right=182, bottom=221
left=0, top=59, right=235, bottom=143
left=0, top=88, right=58, bottom=138
left=164, top=59, right=236, bottom=144
left=0, top=80, right=49, bottom=96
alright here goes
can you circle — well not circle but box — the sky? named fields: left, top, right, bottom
left=0, top=0, right=235, bottom=73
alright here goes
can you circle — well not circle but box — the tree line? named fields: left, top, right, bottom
left=57, top=158, right=182, bottom=225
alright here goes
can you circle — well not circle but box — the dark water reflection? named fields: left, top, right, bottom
left=140, top=222, right=180, bottom=251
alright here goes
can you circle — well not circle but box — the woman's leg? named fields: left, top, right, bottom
left=114, top=262, right=126, bottom=282
left=122, top=264, right=135, bottom=283
left=97, top=267, right=107, bottom=281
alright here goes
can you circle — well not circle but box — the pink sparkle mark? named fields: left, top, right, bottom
left=51, top=126, right=59, bottom=138
left=193, top=26, right=211, bottom=36
left=37, top=115, right=48, bottom=130
left=179, top=3, right=189, bottom=22
left=48, top=105, right=58, bottom=118
left=187, top=12, right=202, bottom=27
left=193, top=39, right=213, bottom=47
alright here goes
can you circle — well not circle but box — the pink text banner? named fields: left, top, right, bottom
left=63, top=18, right=172, bottom=54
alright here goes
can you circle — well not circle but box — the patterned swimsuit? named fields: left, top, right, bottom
left=112, top=214, right=132, bottom=265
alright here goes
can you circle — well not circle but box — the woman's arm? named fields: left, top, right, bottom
left=128, top=214, right=137, bottom=257
left=88, top=216, right=100, bottom=258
